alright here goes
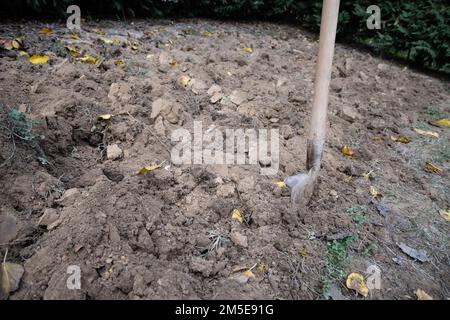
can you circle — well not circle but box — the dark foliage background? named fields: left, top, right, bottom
left=2, top=0, right=449, bottom=73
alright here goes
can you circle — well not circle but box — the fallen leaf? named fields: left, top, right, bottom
left=371, top=135, right=383, bottom=142
left=413, top=128, right=439, bottom=138
left=369, top=186, right=382, bottom=198
left=346, top=272, right=369, bottom=297
left=12, top=37, right=23, bottom=50
left=113, top=38, right=121, bottom=45
left=28, top=55, right=49, bottom=64
left=435, top=118, right=450, bottom=128
left=70, top=31, right=79, bottom=40
left=0, top=261, right=24, bottom=299
left=169, top=58, right=177, bottom=66
left=98, top=114, right=112, bottom=121
left=99, top=37, right=113, bottom=44
left=39, top=27, right=53, bottom=35
left=273, top=181, right=286, bottom=188
left=64, top=46, right=80, bottom=57
left=4, top=41, right=13, bottom=50
left=137, top=165, right=161, bottom=175
left=78, top=54, right=99, bottom=65
left=93, top=29, right=105, bottom=35
left=390, top=136, right=410, bottom=143
left=114, top=59, right=125, bottom=67
left=424, top=162, right=442, bottom=174
left=231, top=209, right=244, bottom=224
left=398, top=242, right=430, bottom=262
left=243, top=47, right=253, bottom=53
left=439, top=209, right=450, bottom=222
left=257, top=265, right=265, bottom=272
left=18, top=50, right=28, bottom=56
left=415, top=289, right=433, bottom=300
left=341, top=145, right=354, bottom=157
left=178, top=75, right=191, bottom=87
left=242, top=270, right=255, bottom=279
left=202, top=31, right=213, bottom=37
left=299, top=249, right=307, bottom=257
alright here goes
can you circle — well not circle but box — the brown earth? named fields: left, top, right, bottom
left=0, top=19, right=449, bottom=300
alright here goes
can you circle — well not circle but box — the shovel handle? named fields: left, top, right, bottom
left=307, top=0, right=340, bottom=170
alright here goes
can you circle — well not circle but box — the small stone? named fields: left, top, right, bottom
left=18, top=104, right=28, bottom=113
left=210, top=92, right=223, bottom=104
left=216, top=184, right=235, bottom=198
left=107, top=144, right=123, bottom=160
left=276, top=77, right=288, bottom=87
left=207, top=84, right=222, bottom=96
left=339, top=105, right=360, bottom=123
left=229, top=90, right=248, bottom=106
left=56, top=188, right=81, bottom=206
left=377, top=63, right=390, bottom=72
left=269, top=117, right=279, bottom=123
left=154, top=116, right=166, bottom=136
left=329, top=190, right=338, bottom=197
left=231, top=231, right=248, bottom=248
left=38, top=208, right=59, bottom=228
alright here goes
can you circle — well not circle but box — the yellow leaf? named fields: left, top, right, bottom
left=178, top=75, right=191, bottom=87
left=369, top=186, right=382, bottom=198
left=390, top=136, right=410, bottom=143
left=439, top=209, right=450, bottom=222
left=424, top=162, right=442, bottom=174
left=99, top=37, right=113, bottom=44
left=413, top=128, right=439, bottom=138
left=243, top=47, right=253, bottom=53
left=273, top=181, right=286, bottom=188
left=18, top=50, right=28, bottom=56
left=257, top=265, right=265, bottom=271
left=78, top=54, right=99, bottom=65
left=231, top=209, right=244, bottom=224
left=98, top=114, right=112, bottom=121
left=70, top=32, right=79, bottom=40
left=299, top=249, right=307, bottom=257
left=28, top=55, right=49, bottom=64
left=114, top=59, right=125, bottom=67
left=371, top=135, right=383, bottom=142
left=64, top=46, right=80, bottom=57
left=93, top=29, right=105, bottom=35
left=435, top=118, right=450, bottom=128
left=114, top=38, right=121, bottom=45
left=415, top=289, right=433, bottom=300
left=242, top=270, right=255, bottom=279
left=341, top=145, right=354, bottom=157
left=39, top=27, right=53, bottom=35
left=346, top=272, right=369, bottom=297
left=12, top=37, right=23, bottom=49
left=1, top=261, right=24, bottom=299
left=169, top=58, right=177, bottom=66
left=202, top=31, right=213, bottom=37
left=137, top=165, right=161, bottom=175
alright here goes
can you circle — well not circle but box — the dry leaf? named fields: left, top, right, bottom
left=242, top=270, right=255, bottom=279
left=39, top=27, right=53, bottom=35
left=439, top=209, right=450, bottom=222
left=435, top=118, right=450, bottom=128
left=28, top=55, right=49, bottom=64
left=231, top=209, right=244, bottom=224
left=390, top=136, right=410, bottom=143
left=64, top=46, right=80, bottom=57
left=415, top=289, right=433, bottom=300
left=369, top=186, right=382, bottom=198
left=169, top=58, right=177, bottom=66
left=98, top=114, right=112, bottom=121
left=4, top=41, right=13, bottom=50
left=413, top=128, right=439, bottom=138
left=12, top=37, right=23, bottom=50
left=341, top=145, right=354, bottom=157
left=137, top=165, right=161, bottom=175
left=257, top=265, right=265, bottom=271
left=424, top=162, right=442, bottom=174
left=114, top=59, right=125, bottom=67
left=243, top=47, right=253, bottom=53
left=70, top=32, right=79, bottom=40
left=18, top=50, right=28, bottom=56
left=0, top=262, right=24, bottom=299
left=78, top=54, right=99, bottom=65
left=178, top=75, right=191, bottom=87
left=273, top=181, right=287, bottom=188
left=99, top=37, right=113, bottom=44
left=299, top=249, right=307, bottom=257
left=371, top=135, right=383, bottom=142
left=346, top=272, right=369, bottom=297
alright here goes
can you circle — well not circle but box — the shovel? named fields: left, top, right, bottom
left=284, top=0, right=340, bottom=208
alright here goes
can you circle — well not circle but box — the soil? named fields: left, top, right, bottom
left=0, top=19, right=449, bottom=300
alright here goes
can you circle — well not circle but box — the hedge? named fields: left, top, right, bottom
left=2, top=0, right=449, bottom=73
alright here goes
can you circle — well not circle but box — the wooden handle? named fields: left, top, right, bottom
left=307, top=0, right=340, bottom=170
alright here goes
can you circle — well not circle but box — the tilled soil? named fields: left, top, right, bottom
left=0, top=19, right=449, bottom=300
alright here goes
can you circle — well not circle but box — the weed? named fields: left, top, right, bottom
left=322, top=235, right=357, bottom=297
left=345, top=205, right=367, bottom=225
left=200, top=231, right=228, bottom=256
left=362, top=242, right=378, bottom=256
